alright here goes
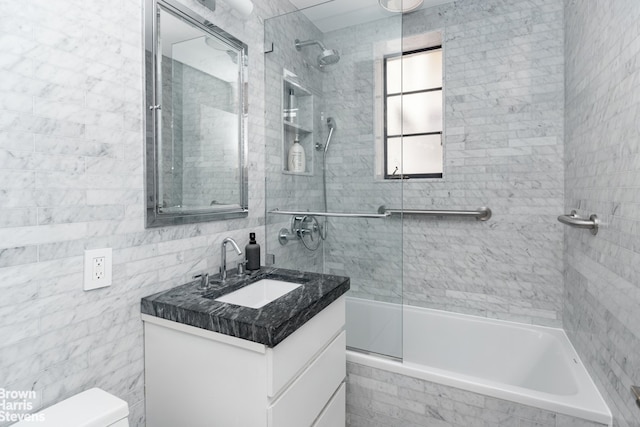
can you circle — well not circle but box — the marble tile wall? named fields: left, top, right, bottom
left=322, top=0, right=566, bottom=326
left=0, top=0, right=293, bottom=425
left=346, top=361, right=608, bottom=427
left=563, top=1, right=640, bottom=426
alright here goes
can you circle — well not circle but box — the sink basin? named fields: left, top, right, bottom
left=215, top=279, right=302, bottom=309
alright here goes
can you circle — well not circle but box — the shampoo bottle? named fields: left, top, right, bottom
left=288, top=137, right=305, bottom=173
left=288, top=89, right=297, bottom=123
left=245, top=232, right=260, bottom=271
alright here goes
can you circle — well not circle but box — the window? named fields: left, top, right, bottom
left=383, top=46, right=443, bottom=179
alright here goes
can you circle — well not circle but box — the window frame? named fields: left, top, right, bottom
left=383, top=45, right=443, bottom=180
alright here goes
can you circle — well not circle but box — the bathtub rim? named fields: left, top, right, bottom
left=346, top=305, right=612, bottom=426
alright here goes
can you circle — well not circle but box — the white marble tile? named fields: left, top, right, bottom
left=0, top=0, right=270, bottom=422
left=346, top=361, right=607, bottom=427
left=564, top=1, right=640, bottom=426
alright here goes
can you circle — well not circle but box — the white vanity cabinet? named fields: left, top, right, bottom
left=142, top=296, right=346, bottom=427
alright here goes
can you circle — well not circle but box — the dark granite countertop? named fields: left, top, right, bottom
left=140, top=267, right=350, bottom=347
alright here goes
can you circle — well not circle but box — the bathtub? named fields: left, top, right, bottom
left=345, top=297, right=612, bottom=426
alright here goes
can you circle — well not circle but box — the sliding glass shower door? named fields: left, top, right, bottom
left=264, top=3, right=403, bottom=359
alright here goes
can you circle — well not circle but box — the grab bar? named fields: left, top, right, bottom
left=558, top=210, right=599, bottom=235
left=268, top=209, right=389, bottom=219
left=378, top=206, right=492, bottom=221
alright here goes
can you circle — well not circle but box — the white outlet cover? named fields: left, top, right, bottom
left=84, top=248, right=113, bottom=291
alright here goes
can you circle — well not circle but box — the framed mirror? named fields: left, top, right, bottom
left=145, top=0, right=248, bottom=228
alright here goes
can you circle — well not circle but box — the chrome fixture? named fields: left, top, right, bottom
left=271, top=209, right=389, bottom=219
left=320, top=117, right=337, bottom=241
left=271, top=206, right=493, bottom=250
left=379, top=206, right=492, bottom=221
left=270, top=207, right=493, bottom=221
left=378, top=0, right=424, bottom=13
left=220, top=237, right=243, bottom=281
left=192, top=272, right=210, bottom=290
left=295, top=39, right=340, bottom=68
left=236, top=261, right=245, bottom=275
left=323, top=117, right=337, bottom=155
left=278, top=215, right=322, bottom=251
left=558, top=210, right=599, bottom=235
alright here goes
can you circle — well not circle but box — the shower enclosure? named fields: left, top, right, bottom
left=264, top=2, right=406, bottom=359
left=262, top=2, right=603, bottom=425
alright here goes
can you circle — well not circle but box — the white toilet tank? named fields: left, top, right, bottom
left=12, top=388, right=129, bottom=427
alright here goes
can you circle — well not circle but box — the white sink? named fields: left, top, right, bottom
left=215, top=279, right=302, bottom=309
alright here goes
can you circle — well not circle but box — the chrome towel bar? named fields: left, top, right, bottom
left=557, top=210, right=599, bottom=235
left=268, top=207, right=493, bottom=221
left=378, top=206, right=492, bottom=221
left=268, top=209, right=390, bottom=219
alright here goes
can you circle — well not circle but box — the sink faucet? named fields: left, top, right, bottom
left=220, top=237, right=242, bottom=281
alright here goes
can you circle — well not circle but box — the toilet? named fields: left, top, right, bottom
left=13, top=388, right=129, bottom=427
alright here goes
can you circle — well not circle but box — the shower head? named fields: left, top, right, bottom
left=318, top=49, right=340, bottom=67
left=295, top=38, right=340, bottom=68
left=327, top=117, right=336, bottom=130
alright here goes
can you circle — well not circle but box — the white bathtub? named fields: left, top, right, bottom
left=345, top=297, right=612, bottom=426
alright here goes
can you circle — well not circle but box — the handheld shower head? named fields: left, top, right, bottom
left=324, top=117, right=336, bottom=155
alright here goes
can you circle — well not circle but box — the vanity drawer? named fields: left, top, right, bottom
left=268, top=331, right=346, bottom=427
left=313, top=382, right=346, bottom=427
left=267, top=296, right=345, bottom=397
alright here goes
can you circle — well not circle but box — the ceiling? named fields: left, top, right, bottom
left=289, top=0, right=455, bottom=33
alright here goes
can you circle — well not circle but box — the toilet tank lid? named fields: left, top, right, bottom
left=13, top=388, right=129, bottom=427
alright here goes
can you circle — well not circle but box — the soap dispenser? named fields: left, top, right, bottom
left=245, top=232, right=260, bottom=271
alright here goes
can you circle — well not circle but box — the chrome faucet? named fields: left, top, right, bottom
left=220, top=237, right=242, bottom=281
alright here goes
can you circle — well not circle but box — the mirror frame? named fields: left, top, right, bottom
left=144, top=0, right=249, bottom=228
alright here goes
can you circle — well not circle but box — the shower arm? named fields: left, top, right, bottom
left=295, top=39, right=328, bottom=51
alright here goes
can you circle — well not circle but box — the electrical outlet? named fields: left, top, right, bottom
left=84, top=248, right=112, bottom=291
left=93, top=256, right=105, bottom=280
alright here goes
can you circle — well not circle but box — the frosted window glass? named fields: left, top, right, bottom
left=387, top=95, right=402, bottom=136
left=386, top=135, right=443, bottom=176
left=402, top=50, right=442, bottom=92
left=386, top=57, right=402, bottom=94
left=387, top=91, right=442, bottom=135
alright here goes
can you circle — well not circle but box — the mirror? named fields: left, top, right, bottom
left=145, top=0, right=248, bottom=227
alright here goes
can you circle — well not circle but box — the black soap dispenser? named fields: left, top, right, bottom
left=245, top=232, right=260, bottom=271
